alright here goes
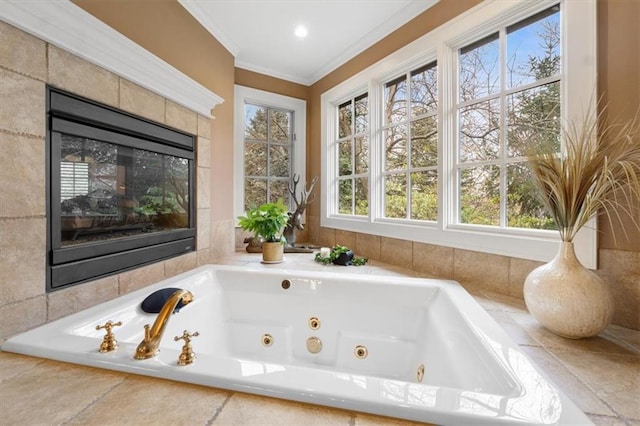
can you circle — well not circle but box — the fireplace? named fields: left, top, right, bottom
left=47, top=87, right=195, bottom=290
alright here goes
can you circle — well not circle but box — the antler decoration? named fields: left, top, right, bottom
left=288, top=174, right=318, bottom=211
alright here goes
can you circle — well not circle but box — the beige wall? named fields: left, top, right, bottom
left=0, top=21, right=233, bottom=340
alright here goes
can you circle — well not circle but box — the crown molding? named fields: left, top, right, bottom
left=0, top=0, right=223, bottom=117
left=178, top=0, right=240, bottom=57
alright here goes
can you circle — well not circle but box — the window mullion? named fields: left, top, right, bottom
left=499, top=27, right=508, bottom=229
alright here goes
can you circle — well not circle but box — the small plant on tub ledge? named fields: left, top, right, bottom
left=314, top=245, right=368, bottom=266
left=237, top=200, right=289, bottom=263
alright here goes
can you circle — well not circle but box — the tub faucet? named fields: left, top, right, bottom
left=134, top=289, right=194, bottom=360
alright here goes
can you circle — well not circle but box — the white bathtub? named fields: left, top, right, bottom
left=2, top=265, right=589, bottom=425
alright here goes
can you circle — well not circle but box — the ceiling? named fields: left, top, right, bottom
left=178, top=0, right=438, bottom=86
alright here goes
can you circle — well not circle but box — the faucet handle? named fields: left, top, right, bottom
left=96, top=320, right=123, bottom=353
left=174, top=330, right=199, bottom=366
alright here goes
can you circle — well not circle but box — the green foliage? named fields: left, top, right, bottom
left=314, top=245, right=368, bottom=266
left=237, top=199, right=289, bottom=242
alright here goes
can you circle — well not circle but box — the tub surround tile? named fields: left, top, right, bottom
left=47, top=275, right=119, bottom=322
left=197, top=208, right=212, bottom=250
left=508, top=257, right=543, bottom=299
left=0, top=217, right=46, bottom=306
left=48, top=45, right=119, bottom=108
left=356, top=233, right=381, bottom=261
left=306, top=215, right=320, bottom=245
left=0, top=133, right=45, bottom=218
left=0, top=68, right=45, bottom=137
left=0, top=296, right=46, bottom=338
left=334, top=229, right=357, bottom=251
left=210, top=219, right=234, bottom=260
left=165, top=99, right=198, bottom=135
left=548, top=348, right=640, bottom=420
left=0, top=21, right=47, bottom=81
left=0, top=360, right=125, bottom=425
left=215, top=392, right=352, bottom=425
left=0, top=353, right=43, bottom=382
left=118, top=78, right=165, bottom=124
left=486, top=310, right=539, bottom=346
left=118, top=261, right=166, bottom=295
left=521, top=346, right=616, bottom=416
left=380, top=237, right=413, bottom=270
left=197, top=248, right=214, bottom=266
left=598, top=249, right=640, bottom=331
left=317, top=226, right=336, bottom=249
left=588, top=414, right=631, bottom=426
left=355, top=413, right=434, bottom=425
left=67, top=376, right=229, bottom=425
left=164, top=251, right=198, bottom=278
left=453, top=249, right=510, bottom=294
left=412, top=242, right=454, bottom=279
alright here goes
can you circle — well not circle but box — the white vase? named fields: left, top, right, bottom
left=523, top=241, right=615, bottom=339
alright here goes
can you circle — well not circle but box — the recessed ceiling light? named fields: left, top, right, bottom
left=294, top=25, right=308, bottom=38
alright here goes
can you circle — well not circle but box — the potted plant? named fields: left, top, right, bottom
left=237, top=199, right=289, bottom=263
left=524, top=108, right=640, bottom=338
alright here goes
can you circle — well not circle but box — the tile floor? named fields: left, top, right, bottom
left=1, top=252, right=639, bottom=425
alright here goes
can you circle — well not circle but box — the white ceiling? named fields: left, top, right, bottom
left=178, top=0, right=438, bottom=86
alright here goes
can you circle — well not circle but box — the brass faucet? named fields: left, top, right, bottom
left=134, top=289, right=194, bottom=360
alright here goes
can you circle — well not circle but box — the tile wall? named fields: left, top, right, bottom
left=0, top=21, right=234, bottom=340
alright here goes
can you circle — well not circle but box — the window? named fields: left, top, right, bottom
left=243, top=103, right=293, bottom=209
left=383, top=62, right=438, bottom=221
left=234, top=85, right=306, bottom=220
left=321, top=0, right=597, bottom=267
left=337, top=93, right=369, bottom=215
left=457, top=7, right=560, bottom=230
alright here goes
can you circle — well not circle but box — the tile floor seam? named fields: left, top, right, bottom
left=206, top=391, right=233, bottom=425
left=0, top=356, right=46, bottom=384
left=59, top=375, right=128, bottom=425
left=541, top=346, right=632, bottom=420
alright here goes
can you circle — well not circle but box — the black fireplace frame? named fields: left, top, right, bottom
left=46, top=86, right=196, bottom=291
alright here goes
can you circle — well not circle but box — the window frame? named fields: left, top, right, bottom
left=234, top=85, right=306, bottom=222
left=321, top=0, right=597, bottom=268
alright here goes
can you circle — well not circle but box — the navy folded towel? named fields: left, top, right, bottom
left=141, top=288, right=187, bottom=314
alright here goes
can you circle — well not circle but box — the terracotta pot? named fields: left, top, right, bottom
left=261, top=241, right=284, bottom=263
left=523, top=241, right=614, bottom=339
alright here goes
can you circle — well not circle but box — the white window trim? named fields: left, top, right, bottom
left=233, top=85, right=307, bottom=223
left=321, top=0, right=597, bottom=268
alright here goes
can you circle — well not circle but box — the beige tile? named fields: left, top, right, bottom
left=0, top=217, right=46, bottom=306
left=317, top=226, right=336, bottom=248
left=0, top=352, right=43, bottom=382
left=597, top=249, right=640, bottom=330
left=0, top=360, right=125, bottom=425
left=197, top=166, right=211, bottom=209
left=413, top=242, right=454, bottom=279
left=197, top=208, right=212, bottom=250
left=68, top=375, right=229, bottom=425
left=210, top=219, right=234, bottom=259
left=549, top=348, right=640, bottom=419
left=198, top=114, right=212, bottom=139
left=0, top=296, right=46, bottom=340
left=197, top=136, right=212, bottom=168
left=164, top=251, right=198, bottom=278
left=118, top=261, right=166, bottom=295
left=306, top=215, right=320, bottom=245
left=118, top=78, right=165, bottom=123
left=166, top=99, right=198, bottom=134
left=47, top=275, right=119, bottom=322
left=214, top=392, right=352, bottom=425
left=0, top=21, right=47, bottom=81
left=0, top=68, right=45, bottom=136
left=355, top=412, right=433, bottom=425
left=510, top=312, right=640, bottom=356
left=486, top=310, right=539, bottom=346
left=197, top=248, right=214, bottom=265
left=48, top=45, right=119, bottom=108
left=380, top=237, right=413, bottom=270
left=588, top=414, right=630, bottom=426
left=508, top=257, right=543, bottom=299
left=356, top=233, right=381, bottom=261
left=0, top=133, right=45, bottom=218
left=602, top=325, right=640, bottom=353
left=453, top=249, right=510, bottom=294
left=335, top=229, right=357, bottom=250
left=520, top=346, right=615, bottom=416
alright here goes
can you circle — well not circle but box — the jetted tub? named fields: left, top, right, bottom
left=2, top=265, right=590, bottom=425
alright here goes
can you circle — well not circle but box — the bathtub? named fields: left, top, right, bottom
left=2, top=264, right=589, bottom=425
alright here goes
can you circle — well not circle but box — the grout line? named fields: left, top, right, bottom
left=0, top=353, right=46, bottom=384
left=60, top=375, right=127, bottom=425
left=206, top=392, right=233, bottom=425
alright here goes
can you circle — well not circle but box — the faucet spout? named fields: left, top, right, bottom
left=134, top=289, right=194, bottom=360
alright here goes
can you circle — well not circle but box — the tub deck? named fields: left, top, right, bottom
left=2, top=253, right=638, bottom=425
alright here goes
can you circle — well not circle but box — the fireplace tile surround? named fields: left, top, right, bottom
left=0, top=21, right=233, bottom=339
